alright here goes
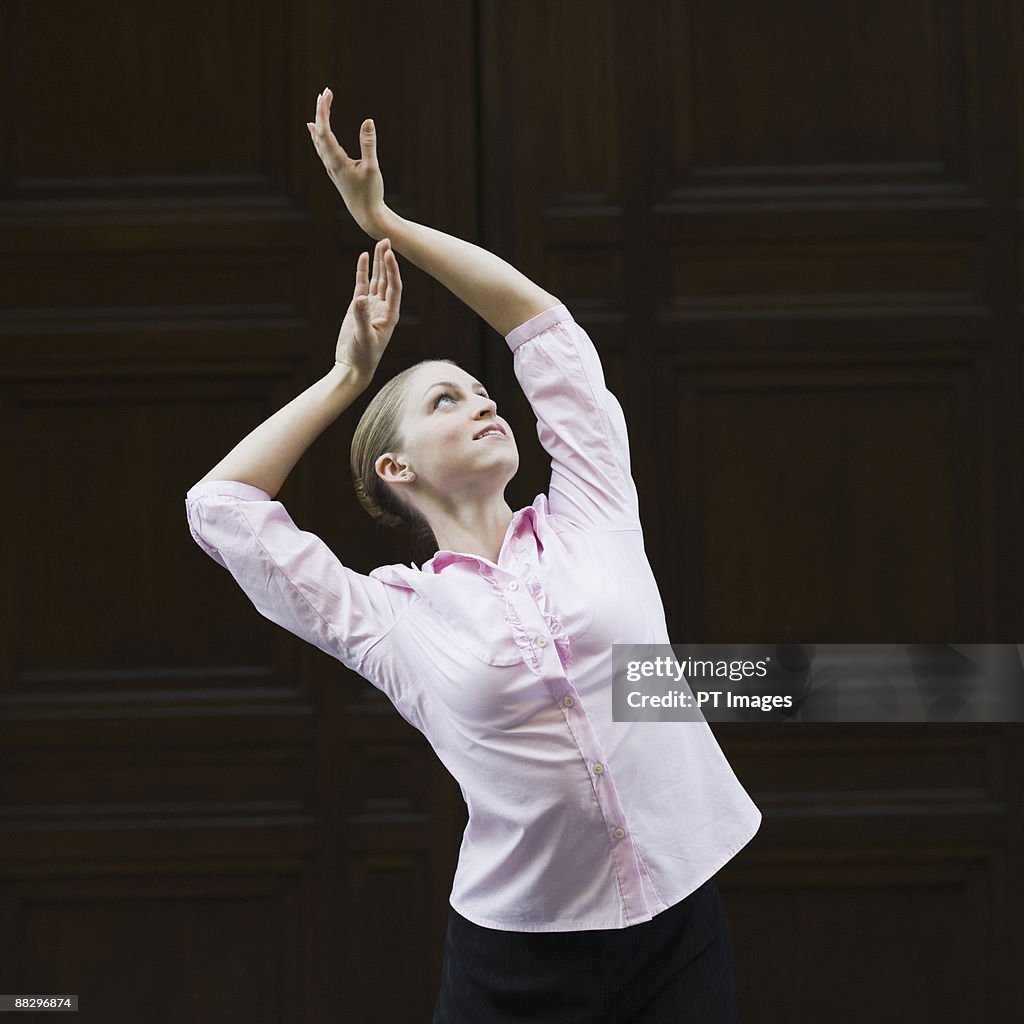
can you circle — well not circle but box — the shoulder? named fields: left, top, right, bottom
left=369, top=562, right=426, bottom=590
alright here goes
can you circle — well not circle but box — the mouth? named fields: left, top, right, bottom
left=472, top=424, right=507, bottom=441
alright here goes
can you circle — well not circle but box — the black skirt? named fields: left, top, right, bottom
left=432, top=877, right=739, bottom=1023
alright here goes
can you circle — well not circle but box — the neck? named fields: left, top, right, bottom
left=423, top=493, right=516, bottom=564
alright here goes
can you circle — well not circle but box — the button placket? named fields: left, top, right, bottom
left=502, top=536, right=645, bottom=919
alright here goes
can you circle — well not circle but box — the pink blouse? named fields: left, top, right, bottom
left=185, top=304, right=761, bottom=932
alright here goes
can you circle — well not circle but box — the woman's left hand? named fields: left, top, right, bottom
left=334, top=238, right=402, bottom=384
left=308, top=89, right=387, bottom=237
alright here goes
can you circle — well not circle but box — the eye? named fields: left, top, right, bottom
left=433, top=392, right=455, bottom=409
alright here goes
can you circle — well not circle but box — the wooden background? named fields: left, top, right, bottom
left=2, top=1, right=1022, bottom=1020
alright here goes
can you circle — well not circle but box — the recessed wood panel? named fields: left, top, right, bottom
left=660, top=358, right=987, bottom=640
left=725, top=855, right=990, bottom=1023
left=9, top=378, right=297, bottom=686
left=478, top=1, right=620, bottom=205
left=347, top=854, right=438, bottom=1024
left=321, top=0, right=477, bottom=223
left=653, top=0, right=971, bottom=196
left=700, top=377, right=956, bottom=638
left=480, top=0, right=629, bottom=291
left=9, top=870, right=304, bottom=1024
left=5, top=0, right=291, bottom=199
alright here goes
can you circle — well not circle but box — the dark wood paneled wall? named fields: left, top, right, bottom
left=482, top=5, right=1024, bottom=1023
left=2, top=2, right=1021, bottom=1021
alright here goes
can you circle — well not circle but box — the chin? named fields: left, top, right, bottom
left=486, top=456, right=519, bottom=492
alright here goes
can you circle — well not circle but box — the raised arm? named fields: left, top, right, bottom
left=308, top=88, right=559, bottom=337
left=192, top=239, right=402, bottom=496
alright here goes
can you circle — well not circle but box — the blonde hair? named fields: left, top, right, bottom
left=350, top=358, right=457, bottom=554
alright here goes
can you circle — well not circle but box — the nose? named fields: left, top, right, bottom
left=473, top=395, right=498, bottom=417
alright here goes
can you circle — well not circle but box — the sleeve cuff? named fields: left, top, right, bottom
left=505, top=303, right=572, bottom=353
left=185, top=479, right=273, bottom=503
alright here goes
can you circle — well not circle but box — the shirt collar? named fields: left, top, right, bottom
left=421, top=501, right=543, bottom=575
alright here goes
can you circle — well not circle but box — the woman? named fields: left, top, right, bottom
left=186, top=87, right=761, bottom=1023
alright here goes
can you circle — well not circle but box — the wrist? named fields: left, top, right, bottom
left=328, top=359, right=372, bottom=394
left=363, top=203, right=399, bottom=240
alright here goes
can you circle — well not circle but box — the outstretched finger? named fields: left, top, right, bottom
left=353, top=255, right=371, bottom=329
left=353, top=251, right=370, bottom=301
left=384, top=247, right=402, bottom=314
left=314, top=89, right=348, bottom=160
left=379, top=239, right=394, bottom=294
left=371, top=240, right=384, bottom=297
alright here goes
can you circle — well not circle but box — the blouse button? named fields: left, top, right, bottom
left=612, top=826, right=626, bottom=840
left=507, top=580, right=519, bottom=591
left=535, top=636, right=548, bottom=648
left=592, top=762, right=605, bottom=775
left=562, top=695, right=575, bottom=709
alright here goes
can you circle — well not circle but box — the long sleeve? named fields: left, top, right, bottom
left=185, top=479, right=400, bottom=672
left=505, top=305, right=640, bottom=531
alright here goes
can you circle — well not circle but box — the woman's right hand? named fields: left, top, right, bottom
left=308, top=89, right=387, bottom=236
left=334, top=238, right=402, bottom=384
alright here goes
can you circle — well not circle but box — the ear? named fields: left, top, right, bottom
left=375, top=452, right=413, bottom=484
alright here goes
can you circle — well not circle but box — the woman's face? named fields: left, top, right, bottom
left=379, top=361, right=519, bottom=502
